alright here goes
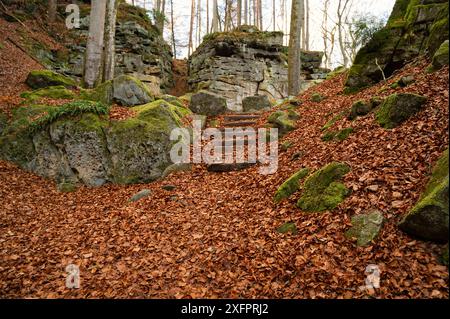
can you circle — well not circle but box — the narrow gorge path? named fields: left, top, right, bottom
left=0, top=62, right=448, bottom=299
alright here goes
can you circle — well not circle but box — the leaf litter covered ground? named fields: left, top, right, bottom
left=0, top=55, right=448, bottom=298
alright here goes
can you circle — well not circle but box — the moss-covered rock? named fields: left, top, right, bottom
left=0, top=98, right=189, bottom=187
left=311, top=93, right=326, bottom=103
left=344, top=0, right=449, bottom=93
left=429, top=40, right=449, bottom=72
left=276, top=222, right=298, bottom=235
left=399, top=149, right=449, bottom=242
left=280, top=140, right=293, bottom=151
left=345, top=210, right=384, bottom=246
left=321, top=112, right=345, bottom=131
left=129, top=189, right=152, bottom=202
left=112, top=75, right=155, bottom=106
left=323, top=127, right=354, bottom=142
left=297, top=162, right=351, bottom=212
left=348, top=100, right=373, bottom=120
left=375, top=93, right=427, bottom=129
left=274, top=168, right=309, bottom=203
left=267, top=109, right=299, bottom=136
left=79, top=81, right=114, bottom=105
left=242, top=95, right=272, bottom=112
left=26, top=70, right=78, bottom=89
left=20, top=86, right=76, bottom=101
left=0, top=111, right=7, bottom=136
left=190, top=90, right=227, bottom=116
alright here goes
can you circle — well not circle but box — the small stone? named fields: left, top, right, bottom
left=162, top=185, right=177, bottom=191
left=276, top=222, right=298, bottom=235
left=345, top=210, right=384, bottom=247
left=367, top=185, right=379, bottom=192
left=129, top=189, right=151, bottom=202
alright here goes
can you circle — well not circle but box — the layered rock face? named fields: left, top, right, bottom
left=188, top=27, right=288, bottom=112
left=0, top=100, right=191, bottom=187
left=56, top=3, right=173, bottom=93
left=345, top=0, right=449, bottom=93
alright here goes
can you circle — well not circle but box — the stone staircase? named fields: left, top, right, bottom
left=206, top=113, right=262, bottom=172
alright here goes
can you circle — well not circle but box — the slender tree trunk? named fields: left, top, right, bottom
left=244, top=0, right=248, bottom=25
left=337, top=0, right=351, bottom=67
left=305, top=0, right=309, bottom=50
left=48, top=0, right=57, bottom=23
left=288, top=0, right=302, bottom=96
left=170, top=0, right=176, bottom=58
left=322, top=0, right=329, bottom=68
left=84, top=0, right=107, bottom=88
left=212, top=0, right=219, bottom=32
left=188, top=0, right=195, bottom=56
left=237, top=0, right=242, bottom=27
left=300, top=0, right=305, bottom=49
left=103, top=0, right=118, bottom=82
left=206, top=0, right=210, bottom=34
left=272, top=0, right=276, bottom=31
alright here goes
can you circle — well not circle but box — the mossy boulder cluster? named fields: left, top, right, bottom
left=375, top=93, right=427, bottom=129
left=399, top=149, right=449, bottom=242
left=273, top=163, right=351, bottom=212
left=0, top=99, right=191, bottom=187
left=345, top=0, right=449, bottom=93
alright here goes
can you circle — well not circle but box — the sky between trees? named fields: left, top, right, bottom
left=125, top=0, right=395, bottom=68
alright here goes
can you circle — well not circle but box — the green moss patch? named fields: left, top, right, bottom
left=276, top=222, right=298, bottom=235
left=375, top=93, right=427, bottom=129
left=399, top=149, right=449, bottom=242
left=297, top=162, right=351, bottom=212
left=26, top=70, right=78, bottom=89
left=274, top=168, right=309, bottom=203
left=311, top=93, right=326, bottom=103
left=20, top=86, right=76, bottom=101
left=345, top=210, right=384, bottom=246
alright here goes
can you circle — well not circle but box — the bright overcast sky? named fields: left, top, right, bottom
left=126, top=0, right=396, bottom=66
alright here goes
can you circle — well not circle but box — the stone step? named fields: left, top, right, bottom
left=223, top=114, right=261, bottom=121
left=207, top=162, right=256, bottom=172
left=216, top=127, right=260, bottom=133
left=221, top=120, right=258, bottom=127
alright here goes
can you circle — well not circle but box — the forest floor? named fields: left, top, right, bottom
left=0, top=17, right=449, bottom=299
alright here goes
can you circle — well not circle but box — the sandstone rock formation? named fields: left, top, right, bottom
left=0, top=100, right=191, bottom=187
left=345, top=0, right=449, bottom=93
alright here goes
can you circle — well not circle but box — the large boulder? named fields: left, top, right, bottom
left=26, top=70, right=78, bottom=89
left=429, top=40, right=449, bottom=71
left=112, top=75, right=155, bottom=106
left=0, top=99, right=191, bottom=186
left=80, top=75, right=156, bottom=107
left=297, top=162, right=351, bottom=212
left=190, top=91, right=227, bottom=116
left=344, top=0, right=449, bottom=93
left=375, top=93, right=427, bottom=129
left=242, top=95, right=272, bottom=113
left=399, top=149, right=449, bottom=242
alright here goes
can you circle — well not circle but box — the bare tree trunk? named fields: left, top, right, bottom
left=170, top=0, right=176, bottom=58
left=300, top=0, right=305, bottom=49
left=206, top=0, right=210, bottom=34
left=305, top=0, right=310, bottom=50
left=244, top=0, right=248, bottom=25
left=84, top=0, right=107, bottom=88
left=258, top=0, right=262, bottom=30
left=103, top=0, right=118, bottom=82
left=337, top=0, right=351, bottom=67
left=288, top=0, right=302, bottom=96
left=321, top=0, right=329, bottom=68
left=212, top=0, right=219, bottom=32
left=188, top=0, right=195, bottom=56
left=48, top=0, right=57, bottom=24
left=197, top=0, right=202, bottom=46
left=272, top=0, right=276, bottom=31
left=237, top=0, right=242, bottom=27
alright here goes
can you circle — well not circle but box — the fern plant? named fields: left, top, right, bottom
left=27, top=100, right=109, bottom=135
